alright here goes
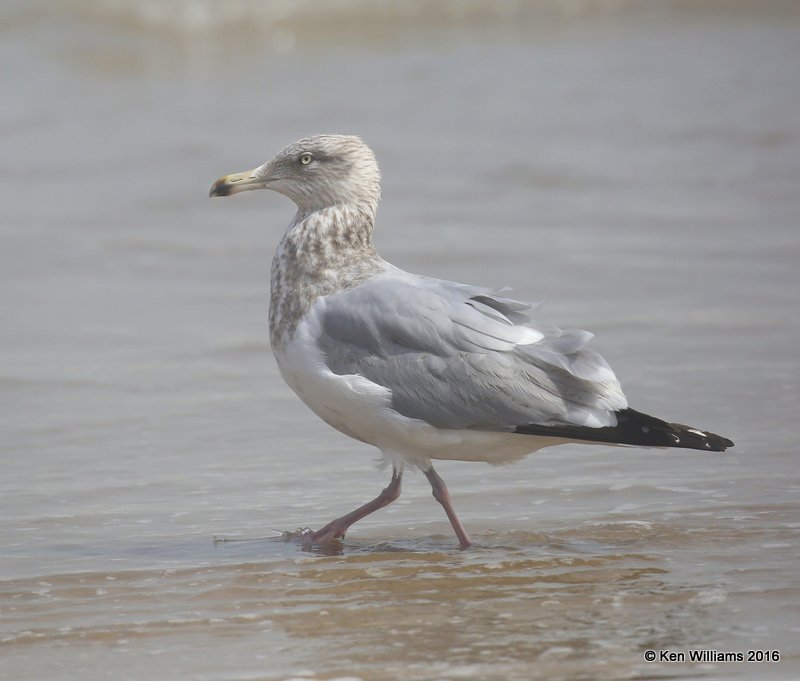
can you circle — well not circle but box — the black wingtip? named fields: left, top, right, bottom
left=515, top=408, right=734, bottom=452
left=674, top=425, right=734, bottom=452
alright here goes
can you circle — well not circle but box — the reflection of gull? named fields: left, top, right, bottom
left=210, top=134, right=733, bottom=548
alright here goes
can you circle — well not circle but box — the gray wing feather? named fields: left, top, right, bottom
left=316, top=272, right=627, bottom=431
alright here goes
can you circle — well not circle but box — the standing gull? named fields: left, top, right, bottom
left=209, top=134, right=733, bottom=549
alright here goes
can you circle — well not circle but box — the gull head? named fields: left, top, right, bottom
left=209, top=134, right=380, bottom=213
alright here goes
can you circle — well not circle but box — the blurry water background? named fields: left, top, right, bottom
left=1, top=1, right=799, bottom=679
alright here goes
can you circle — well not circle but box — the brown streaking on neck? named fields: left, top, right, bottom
left=269, top=203, right=388, bottom=350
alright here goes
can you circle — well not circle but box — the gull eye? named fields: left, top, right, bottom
left=299, top=152, right=313, bottom=166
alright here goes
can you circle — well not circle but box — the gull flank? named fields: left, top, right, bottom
left=209, top=134, right=733, bottom=549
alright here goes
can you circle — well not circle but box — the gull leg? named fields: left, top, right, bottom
left=305, top=467, right=403, bottom=544
left=424, top=465, right=472, bottom=549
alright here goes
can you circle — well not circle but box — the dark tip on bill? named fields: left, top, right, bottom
left=209, top=177, right=231, bottom=197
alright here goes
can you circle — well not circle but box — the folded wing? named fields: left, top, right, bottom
left=315, top=270, right=628, bottom=433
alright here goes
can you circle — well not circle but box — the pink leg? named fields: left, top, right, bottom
left=304, top=467, right=403, bottom=544
left=424, top=465, right=472, bottom=549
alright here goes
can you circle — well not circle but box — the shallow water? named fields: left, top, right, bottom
left=2, top=1, right=799, bottom=679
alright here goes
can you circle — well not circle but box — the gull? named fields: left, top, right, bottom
left=209, top=134, right=733, bottom=549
